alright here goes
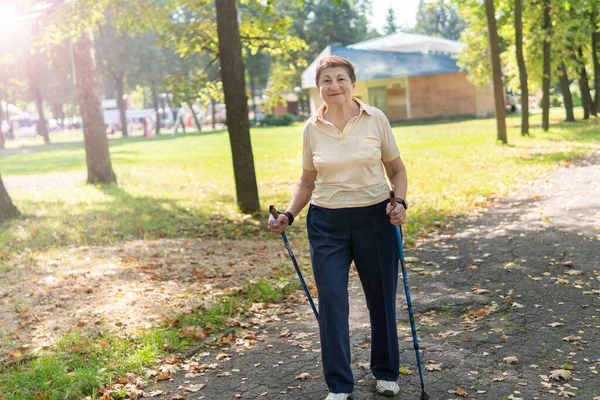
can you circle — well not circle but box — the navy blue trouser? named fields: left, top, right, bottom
left=307, top=200, right=400, bottom=394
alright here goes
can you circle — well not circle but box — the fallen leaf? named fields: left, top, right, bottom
left=182, top=384, right=205, bottom=392
left=399, top=366, right=413, bottom=375
left=155, top=373, right=172, bottom=381
left=559, top=391, right=576, bottom=398
left=549, top=323, right=564, bottom=328
left=504, top=356, right=519, bottom=364
left=455, top=387, right=468, bottom=397
left=295, top=372, right=312, bottom=380
left=564, top=270, right=583, bottom=276
left=550, top=369, right=572, bottom=381
left=425, top=362, right=441, bottom=371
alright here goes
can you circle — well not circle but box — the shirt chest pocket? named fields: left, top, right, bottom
left=357, top=136, right=381, bottom=160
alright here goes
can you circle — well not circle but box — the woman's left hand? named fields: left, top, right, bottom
left=386, top=202, right=406, bottom=226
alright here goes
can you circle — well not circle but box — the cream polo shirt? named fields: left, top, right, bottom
left=302, top=98, right=401, bottom=209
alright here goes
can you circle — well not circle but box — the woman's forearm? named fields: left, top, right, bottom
left=391, top=168, right=407, bottom=200
left=286, top=176, right=315, bottom=217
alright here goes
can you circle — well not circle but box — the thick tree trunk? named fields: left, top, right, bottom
left=484, top=0, right=507, bottom=144
left=591, top=10, right=600, bottom=113
left=32, top=87, right=50, bottom=144
left=73, top=31, right=117, bottom=184
left=542, top=0, right=551, bottom=131
left=559, top=63, right=575, bottom=122
left=115, top=74, right=128, bottom=137
left=576, top=47, right=594, bottom=119
left=514, top=0, right=529, bottom=135
left=216, top=0, right=260, bottom=213
left=0, top=173, right=20, bottom=221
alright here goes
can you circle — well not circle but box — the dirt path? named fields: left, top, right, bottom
left=144, top=150, right=600, bottom=400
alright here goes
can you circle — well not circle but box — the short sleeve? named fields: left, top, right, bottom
left=302, top=126, right=316, bottom=171
left=379, top=115, right=400, bottom=162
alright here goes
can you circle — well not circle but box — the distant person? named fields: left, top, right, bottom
left=267, top=56, right=408, bottom=400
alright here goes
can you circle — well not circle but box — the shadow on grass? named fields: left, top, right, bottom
left=0, top=184, right=265, bottom=254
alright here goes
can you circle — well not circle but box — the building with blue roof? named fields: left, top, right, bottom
left=301, top=33, right=494, bottom=121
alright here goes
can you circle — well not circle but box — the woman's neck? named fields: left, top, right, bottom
left=325, top=99, right=359, bottom=120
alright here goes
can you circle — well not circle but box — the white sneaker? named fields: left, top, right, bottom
left=376, top=380, right=400, bottom=396
left=325, top=393, right=350, bottom=400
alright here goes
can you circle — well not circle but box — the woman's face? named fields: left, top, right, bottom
left=317, top=66, right=355, bottom=106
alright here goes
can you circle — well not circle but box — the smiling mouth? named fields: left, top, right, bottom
left=329, top=93, right=342, bottom=96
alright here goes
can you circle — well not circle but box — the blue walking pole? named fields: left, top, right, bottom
left=390, top=192, right=429, bottom=400
left=269, top=206, right=319, bottom=320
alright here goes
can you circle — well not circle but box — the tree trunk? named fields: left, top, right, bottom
left=26, top=44, right=50, bottom=144
left=115, top=73, right=128, bottom=137
left=484, top=0, right=507, bottom=144
left=0, top=98, right=5, bottom=149
left=542, top=0, right=551, bottom=131
left=0, top=173, right=20, bottom=221
left=559, top=63, right=575, bottom=122
left=216, top=0, right=260, bottom=213
left=151, top=82, right=161, bottom=136
left=576, top=47, right=594, bottom=119
left=211, top=97, right=216, bottom=129
left=514, top=0, right=529, bottom=135
left=188, top=103, right=203, bottom=133
left=250, top=77, right=258, bottom=125
left=73, top=31, right=117, bottom=184
left=32, top=86, right=50, bottom=144
left=591, top=9, right=600, bottom=113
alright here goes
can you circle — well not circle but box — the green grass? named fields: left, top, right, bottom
left=1, top=110, right=598, bottom=254
left=0, top=278, right=302, bottom=400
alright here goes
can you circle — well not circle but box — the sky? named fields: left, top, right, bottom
left=368, top=0, right=419, bottom=34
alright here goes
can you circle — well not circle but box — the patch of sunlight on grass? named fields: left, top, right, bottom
left=1, top=112, right=598, bottom=251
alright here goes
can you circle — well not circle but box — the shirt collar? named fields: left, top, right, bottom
left=316, top=97, right=375, bottom=123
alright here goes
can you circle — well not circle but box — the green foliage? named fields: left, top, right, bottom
left=414, top=0, right=466, bottom=40
left=261, top=113, right=298, bottom=126
left=454, top=0, right=491, bottom=86
left=384, top=6, right=399, bottom=35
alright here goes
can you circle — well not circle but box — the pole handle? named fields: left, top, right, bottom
left=389, top=191, right=397, bottom=207
left=268, top=205, right=279, bottom=220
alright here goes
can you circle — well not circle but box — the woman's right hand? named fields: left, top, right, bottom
left=267, top=213, right=290, bottom=234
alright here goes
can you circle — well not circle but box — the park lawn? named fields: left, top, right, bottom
left=0, top=111, right=598, bottom=399
left=1, top=111, right=599, bottom=256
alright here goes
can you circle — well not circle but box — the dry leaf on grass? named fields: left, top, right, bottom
left=455, top=387, right=468, bottom=397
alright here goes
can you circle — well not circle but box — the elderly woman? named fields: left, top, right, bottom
left=268, top=55, right=408, bottom=400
